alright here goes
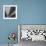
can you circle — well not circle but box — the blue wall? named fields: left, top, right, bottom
left=20, top=0, right=46, bottom=24
left=0, top=0, right=46, bottom=44
left=0, top=0, right=21, bottom=44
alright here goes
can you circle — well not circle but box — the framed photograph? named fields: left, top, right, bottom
left=3, top=5, right=17, bottom=19
left=18, top=24, right=46, bottom=42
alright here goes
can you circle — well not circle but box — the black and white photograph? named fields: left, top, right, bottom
left=18, top=25, right=46, bottom=46
left=3, top=5, right=17, bottom=19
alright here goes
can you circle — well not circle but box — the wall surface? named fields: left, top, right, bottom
left=0, top=0, right=46, bottom=45
left=0, top=0, right=21, bottom=44
left=20, top=0, right=46, bottom=24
